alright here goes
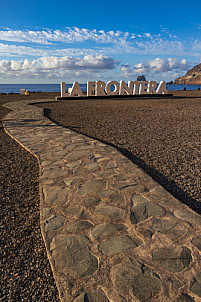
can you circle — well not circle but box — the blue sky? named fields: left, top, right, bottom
left=0, top=0, right=201, bottom=83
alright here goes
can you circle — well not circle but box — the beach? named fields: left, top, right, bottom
left=0, top=90, right=201, bottom=300
left=36, top=90, right=201, bottom=213
left=0, top=93, right=60, bottom=301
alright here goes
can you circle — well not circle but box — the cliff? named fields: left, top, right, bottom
left=174, top=63, right=201, bottom=85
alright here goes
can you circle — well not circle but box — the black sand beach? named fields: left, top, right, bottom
left=0, top=93, right=60, bottom=301
left=36, top=90, right=201, bottom=213
left=0, top=90, right=201, bottom=300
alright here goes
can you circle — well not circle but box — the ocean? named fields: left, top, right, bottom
left=0, top=84, right=201, bottom=94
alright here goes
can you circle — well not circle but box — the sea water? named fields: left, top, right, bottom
left=0, top=84, right=200, bottom=94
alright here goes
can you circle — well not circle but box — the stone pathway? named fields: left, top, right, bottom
left=3, top=99, right=201, bottom=302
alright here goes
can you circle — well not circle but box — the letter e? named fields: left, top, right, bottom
left=148, top=81, right=157, bottom=94
left=139, top=81, right=148, bottom=94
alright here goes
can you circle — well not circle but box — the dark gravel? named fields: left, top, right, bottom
left=35, top=90, right=201, bottom=214
left=0, top=93, right=60, bottom=302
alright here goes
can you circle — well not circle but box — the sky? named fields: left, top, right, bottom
left=0, top=0, right=201, bottom=83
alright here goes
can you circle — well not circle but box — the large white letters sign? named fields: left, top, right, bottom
left=61, top=80, right=167, bottom=97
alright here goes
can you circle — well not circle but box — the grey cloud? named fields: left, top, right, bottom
left=75, top=55, right=119, bottom=70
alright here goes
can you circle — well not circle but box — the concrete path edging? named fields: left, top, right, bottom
left=3, top=99, right=201, bottom=302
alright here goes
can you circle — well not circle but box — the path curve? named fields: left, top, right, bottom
left=3, top=99, right=201, bottom=302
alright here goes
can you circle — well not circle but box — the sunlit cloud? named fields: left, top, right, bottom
left=0, top=28, right=134, bottom=45
left=0, top=55, right=119, bottom=79
left=121, top=58, right=190, bottom=76
left=0, top=27, right=187, bottom=55
left=0, top=42, right=108, bottom=58
left=0, top=26, right=200, bottom=82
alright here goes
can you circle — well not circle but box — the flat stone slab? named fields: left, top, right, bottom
left=192, top=236, right=201, bottom=251
left=43, top=185, right=69, bottom=207
left=3, top=99, right=201, bottom=302
left=66, top=220, right=93, bottom=233
left=84, top=197, right=101, bottom=206
left=130, top=194, right=165, bottom=224
left=98, top=235, right=142, bottom=255
left=91, top=223, right=126, bottom=239
left=44, top=214, right=65, bottom=232
left=74, top=289, right=110, bottom=302
left=175, top=294, right=196, bottom=301
left=174, top=208, right=201, bottom=225
left=152, top=246, right=192, bottom=272
left=111, top=257, right=162, bottom=301
left=77, top=179, right=106, bottom=195
left=62, top=206, right=87, bottom=219
left=190, top=272, right=201, bottom=298
left=94, top=204, right=125, bottom=220
left=50, top=235, right=98, bottom=278
left=151, top=217, right=188, bottom=240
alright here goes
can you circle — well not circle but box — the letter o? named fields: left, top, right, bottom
left=105, top=81, right=119, bottom=95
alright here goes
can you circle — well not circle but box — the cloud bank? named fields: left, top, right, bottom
left=0, top=27, right=189, bottom=57
left=0, top=28, right=134, bottom=45
left=122, top=58, right=190, bottom=77
left=0, top=55, right=119, bottom=79
left=0, top=26, right=199, bottom=82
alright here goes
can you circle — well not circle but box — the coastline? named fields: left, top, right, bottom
left=0, top=83, right=201, bottom=94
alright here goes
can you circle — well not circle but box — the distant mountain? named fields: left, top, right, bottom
left=174, top=63, right=201, bottom=85
left=137, top=75, right=146, bottom=81
left=166, top=81, right=173, bottom=85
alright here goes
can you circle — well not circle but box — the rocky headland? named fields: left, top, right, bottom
left=174, top=63, right=201, bottom=85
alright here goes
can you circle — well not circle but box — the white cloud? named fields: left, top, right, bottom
left=0, top=42, right=110, bottom=58
left=144, top=33, right=152, bottom=38
left=0, top=27, right=186, bottom=56
left=0, top=26, right=199, bottom=59
left=0, top=55, right=119, bottom=79
left=192, top=40, right=201, bottom=51
left=121, top=58, right=190, bottom=79
left=0, top=30, right=52, bottom=44
left=121, top=63, right=133, bottom=76
left=0, top=26, right=200, bottom=83
left=0, top=28, right=133, bottom=45
left=132, top=58, right=190, bottom=74
left=75, top=55, right=118, bottom=70
left=136, top=39, right=184, bottom=55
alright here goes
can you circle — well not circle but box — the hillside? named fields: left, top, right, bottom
left=174, top=63, right=201, bottom=85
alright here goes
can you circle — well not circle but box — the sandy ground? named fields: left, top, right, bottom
left=0, top=92, right=60, bottom=301
left=35, top=90, right=201, bottom=214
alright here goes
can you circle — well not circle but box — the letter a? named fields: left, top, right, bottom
left=70, top=82, right=83, bottom=97
left=156, top=81, right=167, bottom=94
